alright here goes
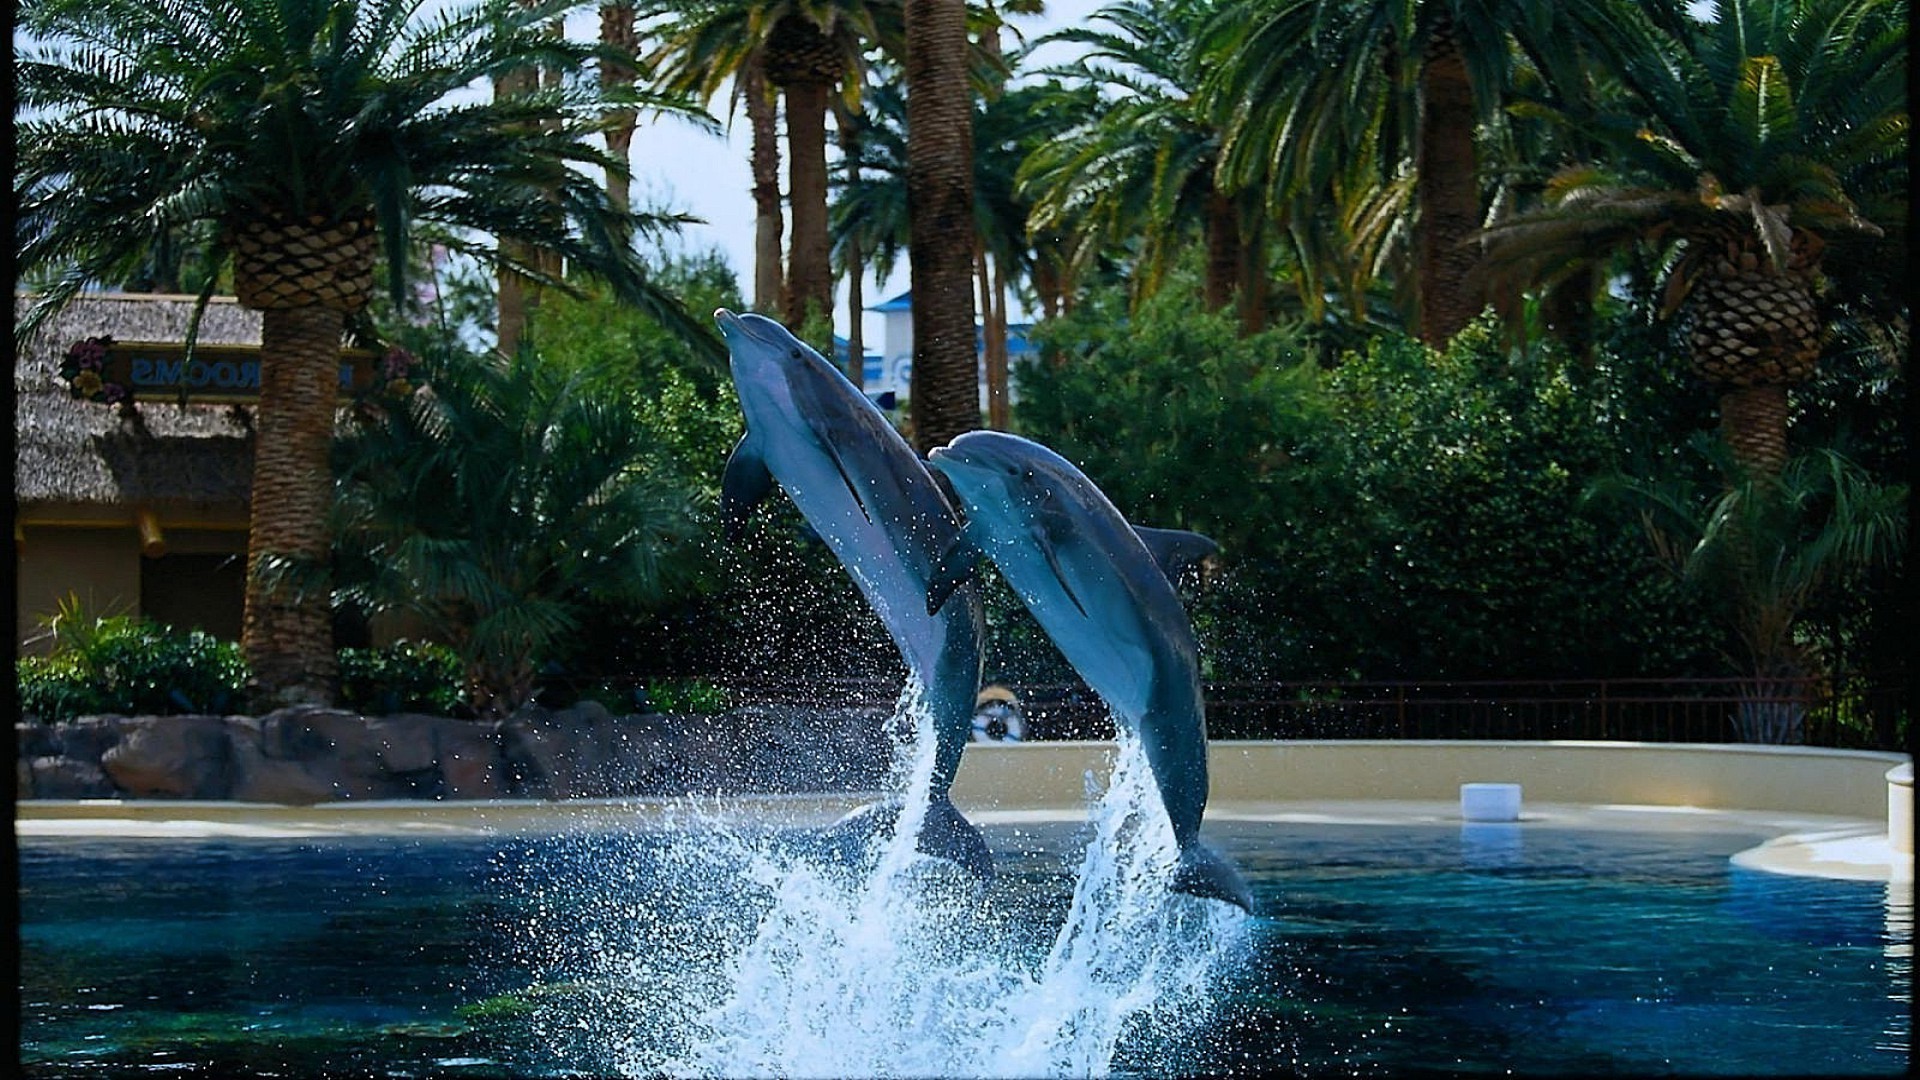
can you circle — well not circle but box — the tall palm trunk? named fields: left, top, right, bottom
left=1413, top=11, right=1484, bottom=347
left=599, top=3, right=638, bottom=217
left=977, top=243, right=1009, bottom=428
left=744, top=56, right=785, bottom=315
left=229, top=211, right=376, bottom=707
left=495, top=43, right=539, bottom=355
left=1236, top=209, right=1270, bottom=336
left=765, top=15, right=840, bottom=328
left=781, top=78, right=833, bottom=326
left=1203, top=188, right=1241, bottom=314
left=904, top=0, right=980, bottom=453
left=838, top=107, right=867, bottom=388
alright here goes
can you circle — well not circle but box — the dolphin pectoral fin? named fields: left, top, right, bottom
left=927, top=534, right=983, bottom=615
left=821, top=436, right=873, bottom=525
left=1172, top=842, right=1254, bottom=912
left=1038, top=533, right=1090, bottom=619
left=719, top=436, right=775, bottom=542
left=1133, top=526, right=1221, bottom=583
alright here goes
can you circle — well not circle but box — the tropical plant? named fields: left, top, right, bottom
left=17, top=0, right=718, bottom=707
left=323, top=343, right=708, bottom=718
left=1481, top=0, right=1907, bottom=476
left=1019, top=286, right=1730, bottom=682
left=645, top=0, right=902, bottom=327
left=1596, top=443, right=1907, bottom=742
left=1205, top=0, right=1574, bottom=346
left=17, top=597, right=249, bottom=721
left=336, top=641, right=466, bottom=716
left=1022, top=0, right=1271, bottom=333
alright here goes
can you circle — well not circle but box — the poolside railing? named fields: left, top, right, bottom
left=692, top=674, right=1907, bottom=752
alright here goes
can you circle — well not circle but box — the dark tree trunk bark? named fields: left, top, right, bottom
left=1413, top=13, right=1484, bottom=347
left=782, top=80, right=834, bottom=327
left=243, top=304, right=344, bottom=707
left=746, top=58, right=785, bottom=316
left=904, top=0, right=980, bottom=453
left=1203, top=189, right=1241, bottom=314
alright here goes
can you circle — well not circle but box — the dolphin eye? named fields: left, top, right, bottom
left=790, top=348, right=802, bottom=359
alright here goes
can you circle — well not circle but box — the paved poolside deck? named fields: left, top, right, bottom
left=16, top=740, right=1911, bottom=884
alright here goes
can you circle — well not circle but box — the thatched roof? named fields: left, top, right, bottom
left=14, top=293, right=261, bottom=514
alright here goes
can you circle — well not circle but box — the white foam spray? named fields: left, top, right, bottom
left=526, top=683, right=1248, bottom=1078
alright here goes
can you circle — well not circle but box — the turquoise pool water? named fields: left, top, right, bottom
left=17, top=818, right=1910, bottom=1076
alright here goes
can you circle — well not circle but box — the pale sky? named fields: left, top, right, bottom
left=617, top=0, right=1108, bottom=347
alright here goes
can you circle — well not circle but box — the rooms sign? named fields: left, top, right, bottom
left=103, top=341, right=384, bottom=405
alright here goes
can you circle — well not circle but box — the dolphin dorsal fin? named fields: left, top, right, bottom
left=927, top=532, right=984, bottom=615
left=719, top=435, right=775, bottom=542
left=1133, top=526, right=1220, bottom=583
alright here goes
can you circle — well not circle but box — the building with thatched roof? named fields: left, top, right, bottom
left=15, top=292, right=261, bottom=650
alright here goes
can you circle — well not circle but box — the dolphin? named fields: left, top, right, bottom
left=925, top=431, right=1252, bottom=911
left=714, top=308, right=992, bottom=879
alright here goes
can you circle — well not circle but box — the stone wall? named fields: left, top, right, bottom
left=16, top=703, right=899, bottom=803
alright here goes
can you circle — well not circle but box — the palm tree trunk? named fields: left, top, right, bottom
left=977, top=244, right=1009, bottom=429
left=1235, top=208, right=1269, bottom=336
left=746, top=57, right=785, bottom=315
left=1413, top=11, right=1484, bottom=347
left=783, top=80, right=834, bottom=327
left=839, top=109, right=867, bottom=389
left=495, top=49, right=539, bottom=354
left=1203, top=189, right=1240, bottom=313
left=904, top=0, right=980, bottom=453
left=599, top=2, right=638, bottom=217
left=989, top=254, right=1011, bottom=428
left=243, top=304, right=344, bottom=707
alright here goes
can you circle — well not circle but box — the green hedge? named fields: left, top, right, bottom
left=18, top=615, right=247, bottom=721
left=336, top=641, right=465, bottom=716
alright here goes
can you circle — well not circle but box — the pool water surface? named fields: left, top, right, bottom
left=16, top=817, right=1911, bottom=1077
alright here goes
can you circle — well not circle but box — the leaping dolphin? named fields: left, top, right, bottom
left=925, top=431, right=1252, bottom=911
left=714, top=309, right=992, bottom=879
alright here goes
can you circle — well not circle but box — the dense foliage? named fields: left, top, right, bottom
left=1017, top=285, right=1740, bottom=681
left=18, top=602, right=248, bottom=721
left=336, top=642, right=466, bottom=717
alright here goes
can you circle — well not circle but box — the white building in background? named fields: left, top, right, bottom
left=864, top=290, right=1038, bottom=411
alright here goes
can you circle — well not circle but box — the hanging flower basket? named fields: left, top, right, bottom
left=375, top=346, right=418, bottom=401
left=59, top=335, right=133, bottom=406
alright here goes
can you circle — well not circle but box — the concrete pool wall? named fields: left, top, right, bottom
left=950, top=739, right=1910, bottom=821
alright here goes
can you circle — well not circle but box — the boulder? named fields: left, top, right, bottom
left=57, top=716, right=128, bottom=767
left=28, top=755, right=118, bottom=798
left=99, top=716, right=234, bottom=798
left=251, top=706, right=413, bottom=800
left=368, top=714, right=506, bottom=799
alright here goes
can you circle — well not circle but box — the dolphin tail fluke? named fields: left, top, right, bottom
left=814, top=795, right=995, bottom=882
left=918, top=794, right=995, bottom=881
left=1173, top=842, right=1254, bottom=912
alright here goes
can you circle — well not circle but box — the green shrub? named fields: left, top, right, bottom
left=645, top=677, right=730, bottom=715
left=17, top=601, right=248, bottom=721
left=337, top=641, right=465, bottom=716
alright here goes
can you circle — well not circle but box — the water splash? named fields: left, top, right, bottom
left=519, top=685, right=1248, bottom=1078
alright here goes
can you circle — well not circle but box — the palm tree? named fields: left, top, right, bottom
left=1022, top=1, right=1269, bottom=332
left=17, top=0, right=717, bottom=707
left=645, top=0, right=896, bottom=327
left=1207, top=0, right=1571, bottom=347
left=1482, top=0, right=1906, bottom=476
left=642, top=1, right=786, bottom=312
left=331, top=345, right=705, bottom=718
left=903, top=0, right=981, bottom=451
left=1604, top=444, right=1906, bottom=742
